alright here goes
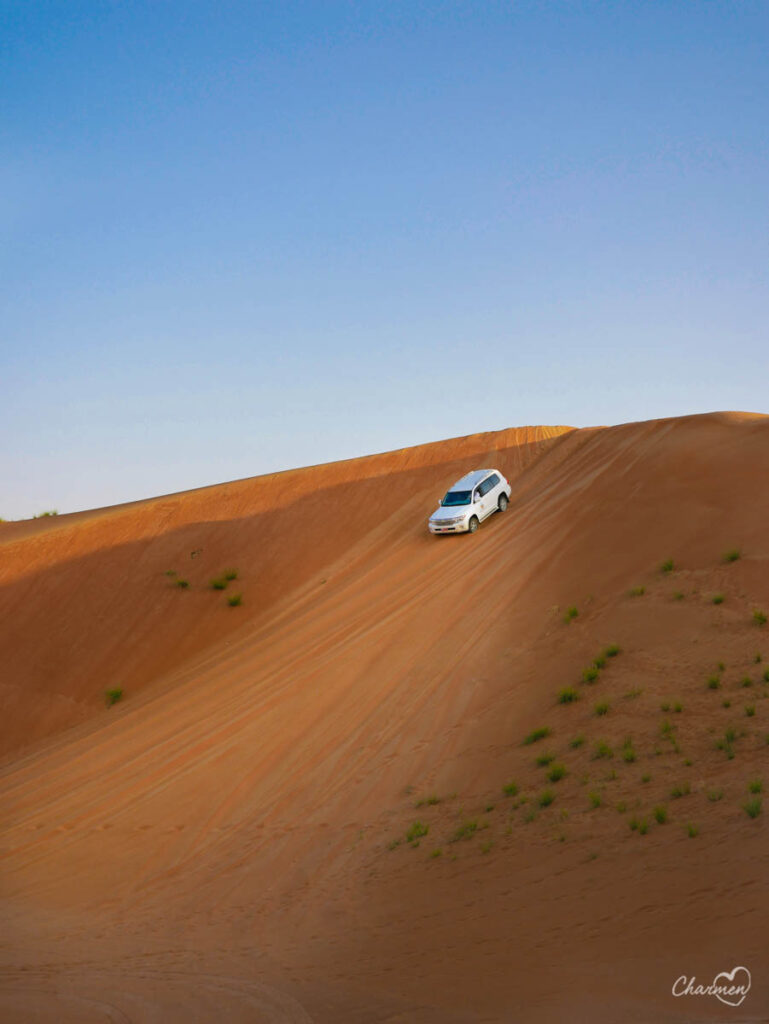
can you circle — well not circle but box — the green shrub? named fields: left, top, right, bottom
left=671, top=781, right=691, bottom=799
left=686, top=822, right=699, bottom=838
left=641, top=773, right=651, bottom=783
left=673, top=702, right=683, bottom=713
left=536, top=752, right=555, bottom=767
left=538, top=789, right=555, bottom=807
left=653, top=805, right=667, bottom=824
left=594, top=701, right=610, bottom=717
left=748, top=779, right=762, bottom=794
left=547, top=763, right=567, bottom=783
left=210, top=578, right=227, bottom=590
left=582, top=666, right=599, bottom=684
left=450, top=821, right=479, bottom=842
left=743, top=797, right=762, bottom=819
left=564, top=605, right=579, bottom=622
left=741, top=676, right=753, bottom=688
left=712, top=594, right=725, bottom=605
left=660, top=701, right=671, bottom=712
left=227, top=593, right=243, bottom=607
left=660, top=559, right=674, bottom=574
left=604, top=644, right=621, bottom=658
left=706, top=676, right=720, bottom=690
left=588, top=791, right=602, bottom=808
left=707, top=789, right=723, bottom=802
left=723, top=549, right=741, bottom=563
left=430, top=848, right=442, bottom=859
left=570, top=735, right=585, bottom=748
left=415, top=795, right=441, bottom=807
left=672, top=591, right=685, bottom=601
left=105, top=688, right=123, bottom=707
left=746, top=706, right=756, bottom=718
left=629, top=586, right=645, bottom=597
left=406, top=821, right=429, bottom=844
left=223, top=569, right=239, bottom=581
left=754, top=610, right=767, bottom=626
left=592, top=740, right=613, bottom=760
left=558, top=687, right=580, bottom=704
left=523, top=727, right=550, bottom=745
left=622, top=745, right=636, bottom=763
left=722, top=699, right=731, bottom=708
left=502, top=782, right=519, bottom=797
left=164, top=570, right=177, bottom=577
left=175, top=578, right=190, bottom=589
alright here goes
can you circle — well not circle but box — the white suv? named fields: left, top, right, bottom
left=428, top=469, right=511, bottom=535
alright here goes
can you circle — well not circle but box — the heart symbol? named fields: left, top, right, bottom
left=713, top=966, right=751, bottom=1007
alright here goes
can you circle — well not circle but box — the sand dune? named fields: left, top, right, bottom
left=0, top=425, right=567, bottom=758
left=2, top=413, right=769, bottom=1021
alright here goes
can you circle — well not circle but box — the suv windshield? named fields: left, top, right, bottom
left=442, top=490, right=472, bottom=506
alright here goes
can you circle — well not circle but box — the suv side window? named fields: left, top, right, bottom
left=481, top=471, right=499, bottom=495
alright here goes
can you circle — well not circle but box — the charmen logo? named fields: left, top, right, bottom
left=672, top=966, right=751, bottom=1007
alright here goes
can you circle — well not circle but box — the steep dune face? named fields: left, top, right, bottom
left=0, top=425, right=568, bottom=758
left=2, top=413, right=769, bottom=1023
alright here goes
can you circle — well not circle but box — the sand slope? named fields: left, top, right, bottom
left=0, top=425, right=567, bottom=758
left=2, top=413, right=769, bottom=1022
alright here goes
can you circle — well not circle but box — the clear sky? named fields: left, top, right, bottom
left=2, top=1, right=768, bottom=518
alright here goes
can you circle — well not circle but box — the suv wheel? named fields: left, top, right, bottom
left=498, top=494, right=509, bottom=512
left=467, top=516, right=479, bottom=534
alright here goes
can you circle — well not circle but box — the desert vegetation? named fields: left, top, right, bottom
left=523, top=727, right=550, bottom=745
left=388, top=571, right=769, bottom=861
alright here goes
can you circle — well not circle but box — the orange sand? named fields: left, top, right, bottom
left=1, top=413, right=768, bottom=1021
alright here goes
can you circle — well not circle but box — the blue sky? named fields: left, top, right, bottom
left=2, top=1, right=768, bottom=518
